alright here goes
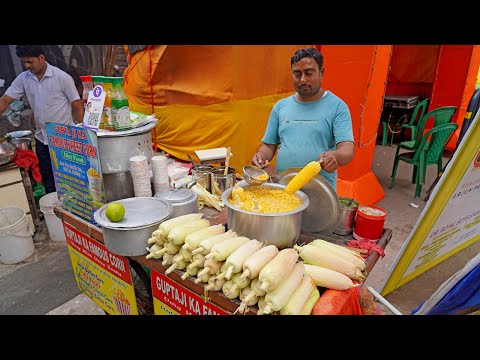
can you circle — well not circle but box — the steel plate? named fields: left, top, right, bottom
left=94, top=197, right=173, bottom=229
left=275, top=168, right=342, bottom=234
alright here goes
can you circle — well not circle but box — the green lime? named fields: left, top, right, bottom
left=105, top=202, right=125, bottom=222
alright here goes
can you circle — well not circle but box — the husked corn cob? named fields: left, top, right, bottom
left=284, top=161, right=321, bottom=195
left=310, top=239, right=366, bottom=270
left=294, top=244, right=366, bottom=281
left=240, top=244, right=279, bottom=280
left=300, top=287, right=320, bottom=315
left=303, top=263, right=358, bottom=290
left=191, top=230, right=238, bottom=255
left=261, top=262, right=304, bottom=315
left=223, top=239, right=263, bottom=280
left=280, top=275, right=316, bottom=315
left=258, top=248, right=299, bottom=293
left=168, top=219, right=211, bottom=246
left=156, top=213, right=204, bottom=240
left=182, top=224, right=225, bottom=251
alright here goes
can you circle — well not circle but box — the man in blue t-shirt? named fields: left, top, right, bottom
left=251, top=47, right=354, bottom=191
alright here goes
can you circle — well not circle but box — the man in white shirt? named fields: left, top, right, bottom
left=0, top=45, right=84, bottom=194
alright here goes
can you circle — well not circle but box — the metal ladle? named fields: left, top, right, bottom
left=243, top=165, right=271, bottom=186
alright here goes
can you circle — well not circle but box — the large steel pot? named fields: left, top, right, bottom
left=96, top=124, right=155, bottom=174
left=94, top=197, right=173, bottom=256
left=221, top=181, right=309, bottom=249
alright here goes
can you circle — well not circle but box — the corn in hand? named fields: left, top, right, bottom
left=284, top=161, right=321, bottom=195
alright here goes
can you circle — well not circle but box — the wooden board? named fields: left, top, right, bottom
left=194, top=147, right=227, bottom=161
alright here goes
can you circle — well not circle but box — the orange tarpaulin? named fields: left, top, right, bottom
left=123, top=45, right=391, bottom=204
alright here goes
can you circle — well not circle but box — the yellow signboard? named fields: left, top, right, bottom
left=380, top=114, right=480, bottom=296
left=64, top=222, right=138, bottom=315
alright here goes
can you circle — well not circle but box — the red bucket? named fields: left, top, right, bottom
left=353, top=205, right=386, bottom=242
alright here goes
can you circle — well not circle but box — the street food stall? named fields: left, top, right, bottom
left=48, top=123, right=392, bottom=315
left=54, top=203, right=391, bottom=315
left=44, top=75, right=392, bottom=316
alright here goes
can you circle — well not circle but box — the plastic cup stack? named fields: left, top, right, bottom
left=151, top=155, right=170, bottom=193
left=130, top=155, right=152, bottom=197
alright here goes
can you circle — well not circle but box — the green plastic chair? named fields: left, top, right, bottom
left=390, top=98, right=430, bottom=146
left=392, top=105, right=457, bottom=172
left=390, top=123, right=458, bottom=198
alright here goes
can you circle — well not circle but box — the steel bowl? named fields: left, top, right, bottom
left=221, top=181, right=309, bottom=249
left=0, top=137, right=17, bottom=165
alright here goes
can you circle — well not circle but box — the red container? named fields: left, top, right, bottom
left=353, top=205, right=386, bottom=242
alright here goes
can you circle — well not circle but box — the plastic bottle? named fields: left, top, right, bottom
left=111, top=77, right=130, bottom=131
left=79, top=75, right=93, bottom=109
left=101, top=77, right=115, bottom=131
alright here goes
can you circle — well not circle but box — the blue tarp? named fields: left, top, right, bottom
left=412, top=253, right=480, bottom=315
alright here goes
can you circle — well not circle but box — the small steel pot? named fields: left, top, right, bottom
left=10, top=137, right=32, bottom=150
left=155, top=187, right=198, bottom=218
left=334, top=197, right=359, bottom=236
left=0, top=136, right=16, bottom=165
left=221, top=181, right=309, bottom=249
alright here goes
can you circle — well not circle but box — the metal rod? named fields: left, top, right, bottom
left=366, top=286, right=403, bottom=315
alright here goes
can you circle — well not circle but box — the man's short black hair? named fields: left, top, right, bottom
left=16, top=45, right=45, bottom=58
left=291, top=48, right=324, bottom=69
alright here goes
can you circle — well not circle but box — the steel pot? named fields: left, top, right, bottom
left=94, top=197, right=173, bottom=256
left=221, top=181, right=309, bottom=249
left=155, top=187, right=199, bottom=218
left=10, top=137, right=32, bottom=150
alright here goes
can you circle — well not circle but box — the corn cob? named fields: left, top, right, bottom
left=182, top=224, right=225, bottom=251
left=180, top=266, right=200, bottom=280
left=167, top=219, right=211, bottom=246
left=156, top=213, right=204, bottom=239
left=165, top=253, right=189, bottom=275
left=309, top=239, right=366, bottom=270
left=223, top=239, right=263, bottom=280
left=303, top=263, right=359, bottom=290
left=222, top=280, right=241, bottom=299
left=280, top=275, right=316, bottom=315
left=258, top=248, right=299, bottom=293
left=284, top=161, right=321, bottom=195
left=261, top=262, right=304, bottom=315
left=236, top=286, right=259, bottom=314
left=300, top=287, right=320, bottom=315
left=205, top=236, right=251, bottom=262
left=229, top=272, right=252, bottom=294
left=191, top=230, right=238, bottom=255
left=294, top=244, right=366, bottom=281
left=240, top=244, right=279, bottom=280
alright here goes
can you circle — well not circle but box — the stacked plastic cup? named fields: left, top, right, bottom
left=151, top=155, right=170, bottom=193
left=130, top=155, right=152, bottom=197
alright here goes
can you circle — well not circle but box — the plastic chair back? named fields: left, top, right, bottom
left=410, top=106, right=457, bottom=150
left=407, top=98, right=430, bottom=127
left=412, top=123, right=458, bottom=163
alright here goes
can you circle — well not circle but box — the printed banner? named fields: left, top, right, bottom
left=151, top=269, right=228, bottom=315
left=64, top=222, right=138, bottom=315
left=46, top=122, right=105, bottom=224
left=381, top=113, right=480, bottom=296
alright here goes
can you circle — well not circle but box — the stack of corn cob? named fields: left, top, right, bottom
left=145, top=216, right=367, bottom=315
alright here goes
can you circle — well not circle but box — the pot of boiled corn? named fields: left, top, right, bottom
left=221, top=181, right=309, bottom=249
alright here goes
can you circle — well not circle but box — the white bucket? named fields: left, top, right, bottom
left=0, top=207, right=35, bottom=264
left=39, top=192, right=66, bottom=242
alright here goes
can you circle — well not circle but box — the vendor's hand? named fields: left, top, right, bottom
left=252, top=153, right=269, bottom=169
left=319, top=152, right=338, bottom=173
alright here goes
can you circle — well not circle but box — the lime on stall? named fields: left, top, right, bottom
left=105, top=202, right=125, bottom=222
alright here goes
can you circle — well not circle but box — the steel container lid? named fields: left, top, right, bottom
left=94, top=197, right=173, bottom=229
left=154, top=188, right=196, bottom=203
left=7, top=130, right=33, bottom=138
left=275, top=168, right=342, bottom=233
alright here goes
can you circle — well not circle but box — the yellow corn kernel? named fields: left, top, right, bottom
left=230, top=188, right=301, bottom=213
left=284, top=161, right=321, bottom=195
left=232, top=185, right=245, bottom=202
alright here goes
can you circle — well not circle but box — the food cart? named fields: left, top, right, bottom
left=54, top=203, right=391, bottom=315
